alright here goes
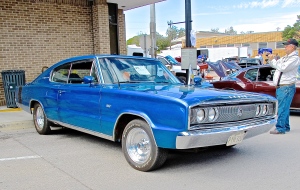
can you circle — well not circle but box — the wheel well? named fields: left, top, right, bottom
left=114, top=114, right=146, bottom=142
left=29, top=100, right=39, bottom=114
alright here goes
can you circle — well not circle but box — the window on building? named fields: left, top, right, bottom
left=276, top=41, right=285, bottom=48
left=220, top=44, right=226, bottom=47
left=258, top=42, right=268, bottom=48
left=235, top=44, right=241, bottom=47
left=200, top=46, right=206, bottom=48
left=227, top=44, right=234, bottom=47
left=242, top=43, right=250, bottom=47
left=213, top=45, right=220, bottom=48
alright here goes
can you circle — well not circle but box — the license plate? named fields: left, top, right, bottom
left=226, top=131, right=246, bottom=146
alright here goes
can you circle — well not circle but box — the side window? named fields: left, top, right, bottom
left=90, top=63, right=99, bottom=83
left=51, top=63, right=71, bottom=83
left=69, top=61, right=93, bottom=84
left=244, top=69, right=258, bottom=81
left=51, top=59, right=96, bottom=84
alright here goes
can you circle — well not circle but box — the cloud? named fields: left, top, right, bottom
left=234, top=0, right=280, bottom=9
left=193, top=12, right=231, bottom=16
left=282, top=0, right=300, bottom=7
left=222, top=13, right=298, bottom=33
left=233, top=0, right=300, bottom=9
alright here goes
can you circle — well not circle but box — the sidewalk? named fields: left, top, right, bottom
left=0, top=106, right=33, bottom=130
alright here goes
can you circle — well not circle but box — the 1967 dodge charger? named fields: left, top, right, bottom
left=16, top=55, right=277, bottom=171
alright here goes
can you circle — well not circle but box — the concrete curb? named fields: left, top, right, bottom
left=0, top=120, right=34, bottom=131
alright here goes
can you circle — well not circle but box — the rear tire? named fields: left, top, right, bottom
left=122, top=119, right=168, bottom=172
left=33, top=103, right=51, bottom=135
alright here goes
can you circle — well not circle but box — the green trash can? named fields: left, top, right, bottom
left=1, top=70, right=26, bottom=108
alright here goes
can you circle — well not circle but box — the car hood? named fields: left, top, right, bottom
left=117, top=84, right=273, bottom=106
left=207, top=61, right=241, bottom=78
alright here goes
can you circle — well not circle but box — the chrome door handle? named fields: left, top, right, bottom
left=58, top=90, right=66, bottom=94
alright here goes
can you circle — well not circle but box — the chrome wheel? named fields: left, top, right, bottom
left=35, top=106, right=45, bottom=130
left=33, top=103, right=51, bottom=135
left=126, top=128, right=151, bottom=164
left=122, top=119, right=168, bottom=171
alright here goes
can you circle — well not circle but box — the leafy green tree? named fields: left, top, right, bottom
left=282, top=15, right=300, bottom=41
left=126, top=32, right=146, bottom=45
left=211, top=28, right=220, bottom=33
left=225, top=26, right=237, bottom=35
left=178, top=28, right=185, bottom=38
left=156, top=33, right=169, bottom=51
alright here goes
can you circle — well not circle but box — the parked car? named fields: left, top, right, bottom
left=239, top=58, right=262, bottom=68
left=211, top=64, right=300, bottom=110
left=157, top=55, right=199, bottom=83
left=16, top=55, right=277, bottom=171
left=157, top=55, right=187, bottom=82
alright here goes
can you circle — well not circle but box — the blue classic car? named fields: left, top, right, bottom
left=16, top=55, right=277, bottom=171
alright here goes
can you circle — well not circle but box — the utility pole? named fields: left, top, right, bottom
left=185, top=0, right=192, bottom=48
left=167, top=20, right=173, bottom=51
left=150, top=4, right=156, bottom=58
left=185, top=0, right=192, bottom=84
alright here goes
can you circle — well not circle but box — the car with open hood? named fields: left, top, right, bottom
left=16, top=55, right=277, bottom=171
left=210, top=64, right=300, bottom=110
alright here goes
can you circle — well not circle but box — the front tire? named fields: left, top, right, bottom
left=33, top=103, right=51, bottom=135
left=122, top=119, right=168, bottom=172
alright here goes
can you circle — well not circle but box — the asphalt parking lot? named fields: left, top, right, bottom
left=1, top=107, right=300, bottom=190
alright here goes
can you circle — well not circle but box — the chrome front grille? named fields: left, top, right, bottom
left=189, top=102, right=276, bottom=130
left=217, top=104, right=256, bottom=121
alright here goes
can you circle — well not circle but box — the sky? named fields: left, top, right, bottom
left=124, top=0, right=300, bottom=40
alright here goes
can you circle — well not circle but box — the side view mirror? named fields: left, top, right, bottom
left=83, top=76, right=94, bottom=84
left=194, top=76, right=202, bottom=85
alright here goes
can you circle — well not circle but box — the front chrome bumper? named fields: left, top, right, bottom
left=176, top=118, right=276, bottom=149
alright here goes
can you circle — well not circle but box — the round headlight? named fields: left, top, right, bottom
left=196, top=109, right=205, bottom=122
left=256, top=105, right=261, bottom=116
left=262, top=105, right=268, bottom=115
left=208, top=108, right=216, bottom=121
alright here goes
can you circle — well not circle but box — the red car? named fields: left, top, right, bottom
left=210, top=64, right=300, bottom=110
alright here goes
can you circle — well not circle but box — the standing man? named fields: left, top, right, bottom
left=268, top=39, right=300, bottom=134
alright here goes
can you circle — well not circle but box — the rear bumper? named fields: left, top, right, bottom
left=176, top=118, right=276, bottom=149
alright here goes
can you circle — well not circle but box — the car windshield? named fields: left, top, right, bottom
left=99, top=57, right=180, bottom=84
left=240, top=59, right=260, bottom=64
left=226, top=69, right=242, bottom=79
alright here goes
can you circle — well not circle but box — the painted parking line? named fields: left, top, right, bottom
left=0, top=108, right=22, bottom=112
left=0, top=155, right=41, bottom=162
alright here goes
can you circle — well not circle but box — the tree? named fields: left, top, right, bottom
left=156, top=32, right=169, bottom=51
left=225, top=26, right=237, bottom=35
left=211, top=28, right=220, bottom=33
left=282, top=15, right=300, bottom=41
left=178, top=28, right=185, bottom=38
left=126, top=32, right=146, bottom=46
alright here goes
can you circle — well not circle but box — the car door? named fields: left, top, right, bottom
left=57, top=59, right=101, bottom=132
left=253, top=68, right=276, bottom=97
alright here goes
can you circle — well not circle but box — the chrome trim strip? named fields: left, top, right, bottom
left=176, top=118, right=276, bottom=149
left=48, top=119, right=114, bottom=141
left=189, top=99, right=277, bottom=108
